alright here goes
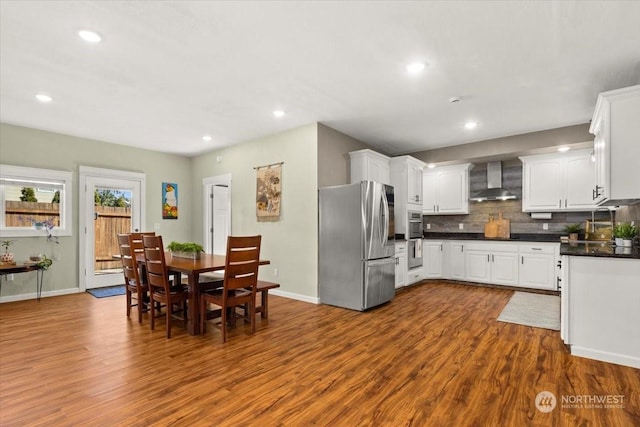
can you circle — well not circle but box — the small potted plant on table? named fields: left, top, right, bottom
left=167, top=241, right=204, bottom=260
left=564, top=223, right=583, bottom=242
left=1, top=240, right=16, bottom=265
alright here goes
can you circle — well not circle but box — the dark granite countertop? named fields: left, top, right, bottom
left=560, top=242, right=640, bottom=259
left=422, top=232, right=563, bottom=243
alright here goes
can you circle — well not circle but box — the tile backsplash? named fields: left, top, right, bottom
left=422, top=159, right=626, bottom=235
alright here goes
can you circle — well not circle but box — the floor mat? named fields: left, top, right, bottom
left=87, top=285, right=126, bottom=298
left=497, top=291, right=560, bottom=331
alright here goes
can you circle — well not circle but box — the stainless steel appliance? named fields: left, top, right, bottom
left=319, top=181, right=395, bottom=311
left=408, top=238, right=422, bottom=269
left=407, top=210, right=423, bottom=269
left=408, top=211, right=423, bottom=239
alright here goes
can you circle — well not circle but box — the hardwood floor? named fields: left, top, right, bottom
left=1, top=282, right=638, bottom=426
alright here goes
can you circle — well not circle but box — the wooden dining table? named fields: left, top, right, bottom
left=164, top=252, right=270, bottom=335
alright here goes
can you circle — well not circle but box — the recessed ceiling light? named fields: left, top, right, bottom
left=202, top=135, right=212, bottom=142
left=406, top=61, right=427, bottom=75
left=78, top=30, right=102, bottom=43
left=427, top=163, right=436, bottom=169
left=35, top=93, right=52, bottom=103
left=273, top=110, right=285, bottom=118
left=557, top=146, right=570, bottom=152
left=464, top=121, right=478, bottom=130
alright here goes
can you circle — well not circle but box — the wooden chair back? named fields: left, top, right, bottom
left=142, top=234, right=171, bottom=295
left=200, top=235, right=262, bottom=342
left=129, top=232, right=155, bottom=260
left=117, top=233, right=141, bottom=287
left=222, top=235, right=262, bottom=296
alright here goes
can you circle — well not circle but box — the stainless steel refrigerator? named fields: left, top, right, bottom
left=319, top=181, right=395, bottom=311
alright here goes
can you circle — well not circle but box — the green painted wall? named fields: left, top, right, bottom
left=190, top=124, right=319, bottom=300
left=0, top=123, right=191, bottom=299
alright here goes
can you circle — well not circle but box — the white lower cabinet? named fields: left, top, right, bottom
left=423, top=240, right=443, bottom=279
left=518, top=244, right=558, bottom=290
left=464, top=243, right=519, bottom=286
left=448, top=241, right=465, bottom=280
left=395, top=242, right=407, bottom=289
left=423, top=239, right=559, bottom=290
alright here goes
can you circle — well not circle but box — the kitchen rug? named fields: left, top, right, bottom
left=87, top=285, right=126, bottom=298
left=497, top=291, right=560, bottom=331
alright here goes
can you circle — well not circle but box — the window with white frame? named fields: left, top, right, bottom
left=0, top=165, right=73, bottom=237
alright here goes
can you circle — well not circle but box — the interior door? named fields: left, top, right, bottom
left=203, top=174, right=231, bottom=254
left=79, top=167, right=145, bottom=290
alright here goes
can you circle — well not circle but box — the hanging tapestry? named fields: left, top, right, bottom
left=256, top=163, right=282, bottom=221
left=162, top=182, right=178, bottom=219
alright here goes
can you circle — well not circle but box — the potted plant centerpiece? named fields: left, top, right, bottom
left=564, top=223, right=583, bottom=242
left=613, top=222, right=638, bottom=247
left=1, top=240, right=16, bottom=264
left=167, top=241, right=204, bottom=260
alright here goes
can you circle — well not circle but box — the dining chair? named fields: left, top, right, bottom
left=142, top=235, right=189, bottom=338
left=200, top=235, right=261, bottom=343
left=117, top=233, right=150, bottom=323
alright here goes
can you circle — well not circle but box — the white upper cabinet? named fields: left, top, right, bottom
left=349, top=149, right=391, bottom=185
left=390, top=156, right=425, bottom=209
left=589, top=85, right=640, bottom=206
left=520, top=149, right=596, bottom=212
left=422, top=164, right=473, bottom=215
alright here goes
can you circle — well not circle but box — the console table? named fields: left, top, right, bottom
left=0, top=263, right=45, bottom=301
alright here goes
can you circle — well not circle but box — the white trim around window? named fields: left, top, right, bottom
left=0, top=164, right=73, bottom=237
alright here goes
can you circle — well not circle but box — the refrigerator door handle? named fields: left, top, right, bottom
left=381, top=190, right=389, bottom=247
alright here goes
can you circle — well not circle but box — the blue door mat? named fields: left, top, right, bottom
left=87, top=285, right=126, bottom=298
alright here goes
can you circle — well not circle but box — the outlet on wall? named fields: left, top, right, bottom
left=459, top=223, right=464, bottom=230
left=274, top=268, right=279, bottom=277
left=426, top=223, right=431, bottom=230
left=543, top=223, right=549, bottom=230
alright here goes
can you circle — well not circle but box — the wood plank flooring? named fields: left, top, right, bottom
left=1, top=282, right=638, bottom=426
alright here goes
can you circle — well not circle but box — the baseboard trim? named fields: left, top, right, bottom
left=571, top=345, right=640, bottom=369
left=271, top=289, right=319, bottom=305
left=0, top=287, right=82, bottom=303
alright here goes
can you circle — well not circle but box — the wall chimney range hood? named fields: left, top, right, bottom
left=470, top=161, right=518, bottom=202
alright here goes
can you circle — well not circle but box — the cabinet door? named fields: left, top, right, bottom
left=519, top=252, right=556, bottom=290
left=423, top=241, right=443, bottom=279
left=437, top=169, right=466, bottom=213
left=491, top=252, right=519, bottom=286
left=523, top=158, right=564, bottom=211
left=395, top=254, right=407, bottom=288
left=593, top=129, right=607, bottom=204
left=449, top=242, right=465, bottom=280
left=565, top=154, right=597, bottom=210
left=372, top=156, right=391, bottom=186
left=407, top=163, right=423, bottom=206
left=465, top=250, right=491, bottom=283
left=422, top=172, right=437, bottom=214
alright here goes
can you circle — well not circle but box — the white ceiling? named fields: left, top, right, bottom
left=1, top=1, right=639, bottom=157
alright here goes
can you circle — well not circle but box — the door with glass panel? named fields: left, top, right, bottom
left=80, top=167, right=144, bottom=289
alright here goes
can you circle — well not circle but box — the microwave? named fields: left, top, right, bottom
left=408, top=211, right=423, bottom=239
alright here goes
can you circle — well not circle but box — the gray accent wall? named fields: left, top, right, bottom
left=411, top=124, right=593, bottom=165
left=317, top=123, right=375, bottom=188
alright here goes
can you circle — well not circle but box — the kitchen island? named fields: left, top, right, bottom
left=560, top=242, right=640, bottom=368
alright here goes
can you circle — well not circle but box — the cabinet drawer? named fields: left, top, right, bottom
left=465, top=242, right=519, bottom=253
left=519, top=244, right=557, bottom=255
left=395, top=243, right=407, bottom=254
